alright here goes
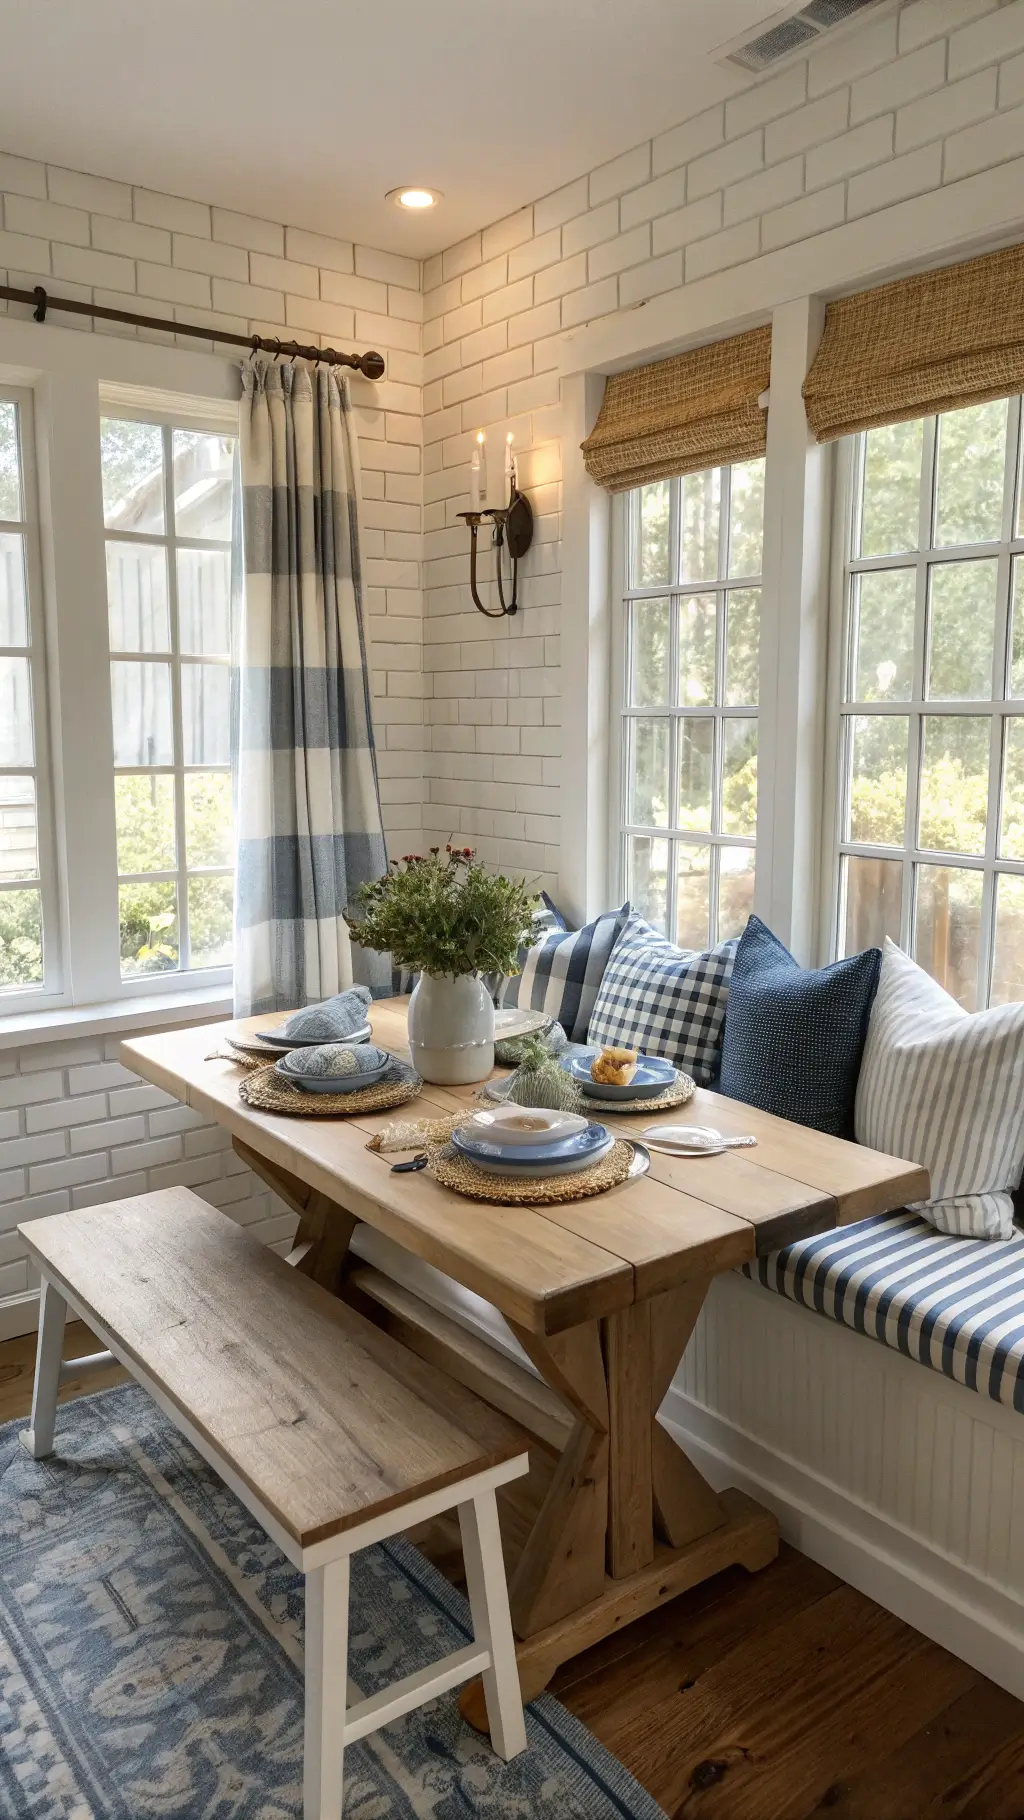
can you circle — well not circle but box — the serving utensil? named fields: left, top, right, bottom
left=641, top=1124, right=757, bottom=1157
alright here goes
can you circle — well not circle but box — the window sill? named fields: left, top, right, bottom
left=0, top=984, right=233, bottom=1053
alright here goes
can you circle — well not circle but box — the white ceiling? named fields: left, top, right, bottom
left=0, top=0, right=789, bottom=260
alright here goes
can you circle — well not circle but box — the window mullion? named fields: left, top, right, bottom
left=164, top=424, right=190, bottom=973
left=50, top=372, right=122, bottom=1004
left=904, top=421, right=933, bottom=958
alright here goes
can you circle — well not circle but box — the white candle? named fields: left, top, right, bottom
left=469, top=443, right=481, bottom=512
left=504, top=432, right=515, bottom=494
left=476, top=430, right=488, bottom=506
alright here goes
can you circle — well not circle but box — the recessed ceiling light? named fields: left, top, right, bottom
left=387, top=186, right=442, bottom=210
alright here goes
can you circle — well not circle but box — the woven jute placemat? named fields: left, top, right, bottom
left=487, top=1069, right=697, bottom=1115
left=426, top=1137, right=636, bottom=1205
left=574, top=1072, right=696, bottom=1115
left=238, top=1060, right=422, bottom=1118
left=207, top=1038, right=274, bottom=1069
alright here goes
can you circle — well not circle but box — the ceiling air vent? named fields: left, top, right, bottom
left=722, top=0, right=882, bottom=73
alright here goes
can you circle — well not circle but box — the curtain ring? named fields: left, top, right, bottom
left=271, top=338, right=282, bottom=361
left=250, top=334, right=260, bottom=357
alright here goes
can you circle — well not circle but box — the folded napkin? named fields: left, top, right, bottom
left=280, top=986, right=372, bottom=1042
left=279, top=1042, right=388, bottom=1079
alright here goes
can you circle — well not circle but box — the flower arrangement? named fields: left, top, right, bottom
left=345, top=846, right=538, bottom=979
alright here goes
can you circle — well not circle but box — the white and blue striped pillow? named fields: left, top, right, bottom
left=855, top=939, right=1024, bottom=1241
left=504, top=903, right=630, bottom=1043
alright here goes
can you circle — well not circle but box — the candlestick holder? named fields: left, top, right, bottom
left=457, top=485, right=533, bottom=618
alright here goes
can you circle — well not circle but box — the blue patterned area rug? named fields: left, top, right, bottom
left=0, top=1383, right=667, bottom=1819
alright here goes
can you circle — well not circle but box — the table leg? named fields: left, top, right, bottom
left=233, top=1141, right=357, bottom=1296
left=604, top=1302, right=654, bottom=1577
left=647, top=1281, right=729, bottom=1549
left=504, top=1321, right=609, bottom=1638
left=460, top=1277, right=774, bottom=1728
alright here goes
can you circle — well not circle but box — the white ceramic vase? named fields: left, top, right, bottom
left=407, top=972, right=495, bottom=1084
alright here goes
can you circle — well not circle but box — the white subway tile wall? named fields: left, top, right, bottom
left=0, top=1032, right=295, bottom=1309
left=419, top=0, right=1024, bottom=888
left=5, top=0, right=1024, bottom=1328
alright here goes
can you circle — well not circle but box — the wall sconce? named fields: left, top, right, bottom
left=458, top=432, right=533, bottom=619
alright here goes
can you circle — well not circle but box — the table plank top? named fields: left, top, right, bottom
left=122, top=998, right=930, bottom=1336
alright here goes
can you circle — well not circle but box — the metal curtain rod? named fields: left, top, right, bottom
left=0, top=282, right=386, bottom=379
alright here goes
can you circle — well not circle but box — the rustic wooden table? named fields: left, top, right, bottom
left=123, top=998, right=929, bottom=1711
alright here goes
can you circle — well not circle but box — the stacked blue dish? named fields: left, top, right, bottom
left=561, top=1050, right=677, bottom=1102
left=453, top=1106, right=613, bottom=1178
left=273, top=1044, right=391, bottom=1095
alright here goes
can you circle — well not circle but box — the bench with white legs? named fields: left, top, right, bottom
left=18, top=1187, right=530, bottom=1820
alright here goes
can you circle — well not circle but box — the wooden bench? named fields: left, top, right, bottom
left=18, top=1187, right=530, bottom=1820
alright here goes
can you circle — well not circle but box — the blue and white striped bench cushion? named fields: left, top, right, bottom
left=742, top=1208, right=1024, bottom=1413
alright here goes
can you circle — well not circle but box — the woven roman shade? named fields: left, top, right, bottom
left=804, top=243, right=1024, bottom=444
left=581, top=324, right=772, bottom=492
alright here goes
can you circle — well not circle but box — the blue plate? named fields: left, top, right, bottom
left=563, top=1050, right=677, bottom=1101
left=452, top=1122, right=611, bottom=1167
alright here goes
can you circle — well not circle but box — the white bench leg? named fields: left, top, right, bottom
left=459, top=1490, right=528, bottom=1762
left=20, top=1277, right=67, bottom=1461
left=304, top=1555, right=349, bottom=1820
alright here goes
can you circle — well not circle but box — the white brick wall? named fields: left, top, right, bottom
left=419, top=0, right=1024, bottom=889
left=0, top=1030, right=296, bottom=1316
left=0, top=157, right=426, bottom=863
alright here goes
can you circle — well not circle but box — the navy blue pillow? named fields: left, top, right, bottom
left=719, top=916, right=881, bottom=1139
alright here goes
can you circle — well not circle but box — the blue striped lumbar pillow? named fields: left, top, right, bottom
left=503, top=903, right=630, bottom=1043
left=855, top=938, right=1024, bottom=1241
left=587, top=912, right=738, bottom=1086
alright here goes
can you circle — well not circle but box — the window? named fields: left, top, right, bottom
left=613, top=460, right=764, bottom=948
left=100, top=416, right=236, bottom=981
left=0, top=390, right=54, bottom=1001
left=831, top=397, right=1024, bottom=1010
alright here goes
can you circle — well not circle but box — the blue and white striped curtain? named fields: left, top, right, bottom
left=233, top=356, right=389, bottom=1015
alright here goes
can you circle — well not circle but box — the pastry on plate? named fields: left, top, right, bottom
left=591, top=1045, right=639, bottom=1086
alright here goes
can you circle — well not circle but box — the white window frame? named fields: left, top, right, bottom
left=0, top=320, right=243, bottom=1035
left=103, top=402, right=235, bottom=989
left=609, top=467, right=760, bottom=948
left=824, top=399, right=1024, bottom=1008
left=0, top=385, right=62, bottom=1015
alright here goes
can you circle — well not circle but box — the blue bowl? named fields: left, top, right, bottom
left=273, top=1057, right=391, bottom=1095
left=452, top=1122, right=610, bottom=1167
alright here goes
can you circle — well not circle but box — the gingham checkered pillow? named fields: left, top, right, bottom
left=587, top=913, right=739, bottom=1085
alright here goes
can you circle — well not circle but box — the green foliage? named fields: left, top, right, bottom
left=188, top=874, right=233, bottom=968
left=115, top=771, right=233, bottom=975
left=120, top=881, right=178, bottom=975
left=0, top=402, right=21, bottom=521
left=115, top=774, right=176, bottom=872
left=346, top=846, right=537, bottom=978
left=0, top=888, right=42, bottom=988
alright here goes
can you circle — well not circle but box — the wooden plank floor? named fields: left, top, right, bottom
left=3, top=1325, right=1024, bottom=1817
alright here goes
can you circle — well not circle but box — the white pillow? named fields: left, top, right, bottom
left=855, top=939, right=1024, bottom=1240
